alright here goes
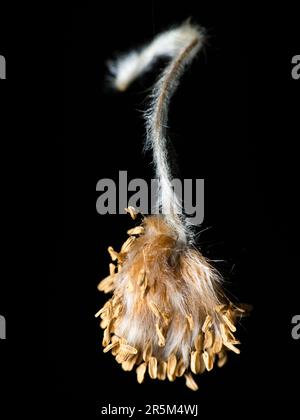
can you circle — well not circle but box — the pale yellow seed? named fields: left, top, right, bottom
left=121, top=236, right=135, bottom=253
left=223, top=341, right=240, bottom=354
left=120, top=344, right=138, bottom=355
left=125, top=206, right=138, bottom=220
left=102, top=326, right=111, bottom=347
left=175, top=359, right=186, bottom=377
left=136, top=362, right=147, bottom=384
left=142, top=341, right=152, bottom=362
left=157, top=361, right=167, bottom=380
left=203, top=350, right=213, bottom=371
left=108, top=246, right=118, bottom=261
left=148, top=357, right=158, bottom=379
left=222, top=314, right=236, bottom=332
left=204, top=329, right=214, bottom=349
left=127, top=226, right=144, bottom=236
left=109, top=263, right=116, bottom=276
left=190, top=351, right=201, bottom=374
left=202, top=315, right=212, bottom=332
left=97, top=275, right=115, bottom=293
left=220, top=323, right=229, bottom=343
left=100, top=318, right=109, bottom=329
left=103, top=340, right=119, bottom=353
left=167, top=354, right=177, bottom=381
left=217, top=351, right=228, bottom=368
left=148, top=301, right=161, bottom=319
left=194, top=333, right=203, bottom=351
left=155, top=323, right=166, bottom=347
left=186, top=314, right=194, bottom=331
left=137, top=270, right=146, bottom=286
left=212, top=335, right=223, bottom=353
left=122, top=353, right=138, bottom=371
left=184, top=373, right=198, bottom=391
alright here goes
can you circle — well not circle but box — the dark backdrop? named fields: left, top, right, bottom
left=1, top=1, right=297, bottom=414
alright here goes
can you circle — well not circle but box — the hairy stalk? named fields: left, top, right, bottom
left=110, top=21, right=205, bottom=243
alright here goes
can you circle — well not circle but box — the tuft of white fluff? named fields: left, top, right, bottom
left=109, top=21, right=205, bottom=244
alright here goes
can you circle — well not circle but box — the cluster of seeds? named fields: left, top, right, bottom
left=96, top=207, right=246, bottom=390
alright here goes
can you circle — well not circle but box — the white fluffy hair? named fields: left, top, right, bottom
left=97, top=21, right=247, bottom=391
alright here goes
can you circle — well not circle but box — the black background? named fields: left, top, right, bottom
left=1, top=1, right=299, bottom=415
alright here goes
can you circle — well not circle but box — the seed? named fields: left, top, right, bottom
left=155, top=323, right=166, bottom=347
left=223, top=341, right=240, bottom=354
left=157, top=361, right=167, bottom=380
left=109, top=263, right=116, bottom=276
left=175, top=359, right=186, bottom=377
left=186, top=314, right=194, bottom=331
left=184, top=373, right=198, bottom=391
left=136, top=362, right=147, bottom=384
left=194, top=333, right=203, bottom=351
left=121, top=236, right=136, bottom=253
left=220, top=323, right=229, bottom=343
left=127, top=226, right=144, bottom=236
left=217, top=351, right=228, bottom=368
left=108, top=246, right=119, bottom=261
left=202, top=314, right=212, bottom=332
left=204, top=329, right=213, bottom=349
left=125, top=206, right=138, bottom=220
left=122, top=353, right=138, bottom=371
left=148, top=357, right=158, bottom=379
left=120, top=344, right=138, bottom=355
left=190, top=351, right=201, bottom=374
left=103, top=340, right=119, bottom=353
left=203, top=350, right=213, bottom=371
left=222, top=314, right=236, bottom=332
left=102, top=326, right=111, bottom=347
left=148, top=301, right=161, bottom=319
left=212, top=335, right=223, bottom=353
left=137, top=270, right=146, bottom=286
left=167, top=354, right=177, bottom=381
left=97, top=275, right=115, bottom=293
left=143, top=341, right=152, bottom=362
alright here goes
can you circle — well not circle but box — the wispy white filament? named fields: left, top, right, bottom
left=109, top=21, right=205, bottom=243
